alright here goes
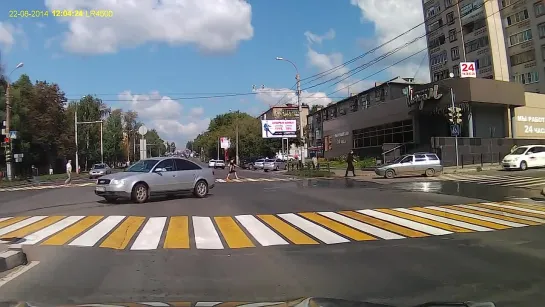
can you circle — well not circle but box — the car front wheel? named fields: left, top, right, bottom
left=132, top=183, right=149, bottom=203
left=194, top=180, right=209, bottom=198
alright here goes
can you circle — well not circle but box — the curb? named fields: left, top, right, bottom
left=442, top=166, right=503, bottom=174
left=0, top=245, right=27, bottom=272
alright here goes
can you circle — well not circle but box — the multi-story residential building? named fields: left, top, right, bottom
left=423, top=0, right=545, bottom=93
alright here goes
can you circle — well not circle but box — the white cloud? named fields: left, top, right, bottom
left=44, top=0, right=254, bottom=55
left=117, top=91, right=209, bottom=147
left=0, top=22, right=24, bottom=51
left=254, top=87, right=332, bottom=109
left=350, top=0, right=430, bottom=83
left=304, top=29, right=335, bottom=44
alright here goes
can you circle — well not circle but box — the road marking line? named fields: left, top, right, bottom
left=278, top=213, right=349, bottom=244
left=395, top=208, right=492, bottom=232
left=1, top=216, right=66, bottom=239
left=20, top=216, right=85, bottom=245
left=100, top=216, right=146, bottom=249
left=426, top=206, right=525, bottom=228
left=140, top=302, right=170, bottom=306
left=299, top=212, right=376, bottom=241
left=257, top=215, right=319, bottom=245
left=216, top=302, right=249, bottom=307
left=235, top=215, right=288, bottom=246
left=377, top=208, right=473, bottom=233
left=0, top=217, right=11, bottom=223
left=0, top=217, right=28, bottom=229
left=453, top=205, right=543, bottom=225
left=504, top=201, right=545, bottom=212
left=237, top=303, right=283, bottom=307
left=130, top=217, right=167, bottom=250
left=69, top=216, right=125, bottom=247
left=195, top=303, right=222, bottom=307
left=475, top=203, right=545, bottom=219
left=245, top=178, right=258, bottom=182
left=319, top=212, right=404, bottom=240
left=193, top=216, right=224, bottom=249
left=163, top=216, right=190, bottom=249
left=338, top=211, right=427, bottom=238
left=0, top=216, right=48, bottom=236
left=215, top=179, right=226, bottom=183
left=214, top=216, right=255, bottom=248
left=168, top=302, right=192, bottom=307
left=483, top=202, right=545, bottom=217
left=413, top=207, right=507, bottom=230
left=41, top=216, right=103, bottom=245
left=0, top=261, right=40, bottom=288
left=359, top=210, right=452, bottom=236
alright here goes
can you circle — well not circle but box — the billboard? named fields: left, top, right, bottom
left=261, top=120, right=297, bottom=138
left=220, top=137, right=231, bottom=149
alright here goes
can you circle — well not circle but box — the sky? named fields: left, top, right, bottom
left=0, top=0, right=431, bottom=148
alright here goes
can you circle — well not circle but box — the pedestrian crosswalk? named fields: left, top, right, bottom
left=0, top=201, right=543, bottom=250
left=215, top=177, right=300, bottom=183
left=437, top=173, right=545, bottom=189
left=60, top=298, right=308, bottom=307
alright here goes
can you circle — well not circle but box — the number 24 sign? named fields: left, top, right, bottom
left=460, top=62, right=476, bottom=78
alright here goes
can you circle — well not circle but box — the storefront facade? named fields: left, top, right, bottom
left=309, top=77, right=543, bottom=160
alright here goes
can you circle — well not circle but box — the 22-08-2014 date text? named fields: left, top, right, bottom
left=9, top=10, right=114, bottom=18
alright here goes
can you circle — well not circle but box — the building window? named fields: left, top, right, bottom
left=433, top=69, right=450, bottom=81
left=451, top=46, right=460, bottom=60
left=430, top=50, right=448, bottom=67
left=427, top=4, right=441, bottom=18
left=352, top=120, right=413, bottom=149
left=448, top=29, right=457, bottom=42
left=542, top=44, right=545, bottom=61
left=508, top=29, right=532, bottom=46
left=445, top=0, right=453, bottom=7
left=510, top=49, right=536, bottom=66
left=453, top=65, right=460, bottom=77
left=462, top=18, right=487, bottom=35
left=539, top=23, right=545, bottom=39
left=505, top=9, right=529, bottom=26
left=428, top=19, right=444, bottom=32
left=428, top=34, right=446, bottom=49
left=475, top=54, right=492, bottom=69
left=501, top=0, right=515, bottom=7
left=514, top=71, right=540, bottom=84
left=535, top=1, right=545, bottom=17
left=446, top=12, right=455, bottom=25
left=465, top=36, right=489, bottom=53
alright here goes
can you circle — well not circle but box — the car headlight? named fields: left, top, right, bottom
left=111, top=179, right=125, bottom=185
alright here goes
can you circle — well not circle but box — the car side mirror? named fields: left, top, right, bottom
left=155, top=168, right=167, bottom=172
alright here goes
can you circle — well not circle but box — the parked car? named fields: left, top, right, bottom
left=214, top=160, right=226, bottom=169
left=94, top=157, right=215, bottom=203
left=254, top=158, right=265, bottom=170
left=241, top=158, right=258, bottom=170
left=89, top=163, right=112, bottom=179
left=375, top=153, right=443, bottom=179
left=208, top=160, right=217, bottom=168
left=502, top=145, right=545, bottom=170
left=263, top=158, right=287, bottom=171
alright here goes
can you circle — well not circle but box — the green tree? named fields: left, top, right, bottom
left=74, top=95, right=108, bottom=170
left=123, top=110, right=139, bottom=161
left=144, top=129, right=165, bottom=157
left=103, top=109, right=124, bottom=165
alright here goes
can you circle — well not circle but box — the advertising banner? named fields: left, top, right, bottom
left=261, top=120, right=297, bottom=138
left=220, top=137, right=231, bottom=149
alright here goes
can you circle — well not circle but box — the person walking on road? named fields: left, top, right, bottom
left=345, top=150, right=356, bottom=177
left=226, top=159, right=239, bottom=181
left=65, top=160, right=72, bottom=185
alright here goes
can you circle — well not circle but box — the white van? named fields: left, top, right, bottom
left=502, top=145, right=545, bottom=170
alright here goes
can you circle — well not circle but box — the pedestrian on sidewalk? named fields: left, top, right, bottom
left=226, top=159, right=239, bottom=181
left=345, top=150, right=356, bottom=177
left=65, top=160, right=72, bottom=185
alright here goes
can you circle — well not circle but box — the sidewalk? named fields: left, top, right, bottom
left=0, top=174, right=91, bottom=188
left=442, top=163, right=502, bottom=174
left=331, top=169, right=376, bottom=178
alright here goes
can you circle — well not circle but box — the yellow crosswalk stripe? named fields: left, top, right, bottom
left=299, top=212, right=376, bottom=241
left=41, top=216, right=103, bottom=245
left=0, top=216, right=29, bottom=229
left=214, top=216, right=255, bottom=248
left=448, top=205, right=542, bottom=226
left=168, top=302, right=192, bottom=307
left=338, top=211, right=428, bottom=238
left=100, top=216, right=146, bottom=249
left=217, top=302, right=249, bottom=307
left=411, top=207, right=509, bottom=230
left=163, top=216, right=190, bottom=249
left=257, top=215, right=319, bottom=245
left=474, top=203, right=545, bottom=219
left=1, top=216, right=66, bottom=239
left=504, top=201, right=545, bottom=212
left=376, top=208, right=473, bottom=233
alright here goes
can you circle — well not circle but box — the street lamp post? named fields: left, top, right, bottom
left=276, top=57, right=305, bottom=164
left=4, top=62, right=24, bottom=181
left=229, top=109, right=240, bottom=165
left=74, top=100, right=106, bottom=172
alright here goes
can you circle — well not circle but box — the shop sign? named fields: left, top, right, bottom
left=406, top=84, right=443, bottom=110
left=516, top=115, right=545, bottom=135
left=334, top=131, right=349, bottom=138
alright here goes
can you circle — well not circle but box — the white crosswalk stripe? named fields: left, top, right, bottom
left=0, top=200, right=543, bottom=250
left=436, top=173, right=545, bottom=189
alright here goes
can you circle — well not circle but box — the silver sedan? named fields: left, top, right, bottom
left=94, top=157, right=215, bottom=203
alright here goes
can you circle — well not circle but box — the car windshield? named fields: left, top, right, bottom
left=92, top=164, right=106, bottom=169
left=217, top=160, right=224, bottom=163
left=391, top=156, right=408, bottom=164
left=511, top=147, right=528, bottom=155
left=256, top=159, right=264, bottom=162
left=126, top=159, right=159, bottom=172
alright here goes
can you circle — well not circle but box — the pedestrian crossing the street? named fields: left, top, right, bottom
left=437, top=174, right=545, bottom=189
left=0, top=201, right=543, bottom=251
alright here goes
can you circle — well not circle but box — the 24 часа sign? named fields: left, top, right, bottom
left=406, top=84, right=443, bottom=110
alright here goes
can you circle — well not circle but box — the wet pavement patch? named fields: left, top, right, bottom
left=295, top=178, right=384, bottom=189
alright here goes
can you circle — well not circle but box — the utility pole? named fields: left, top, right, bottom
left=296, top=73, right=305, bottom=164
left=4, top=84, right=12, bottom=180
left=235, top=110, right=239, bottom=165
left=75, top=107, right=79, bottom=174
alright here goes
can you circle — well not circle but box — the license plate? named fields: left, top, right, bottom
left=95, top=186, right=106, bottom=192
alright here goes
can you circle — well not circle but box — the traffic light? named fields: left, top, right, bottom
left=448, top=106, right=462, bottom=124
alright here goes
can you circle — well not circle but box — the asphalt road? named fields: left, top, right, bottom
left=0, top=169, right=544, bottom=306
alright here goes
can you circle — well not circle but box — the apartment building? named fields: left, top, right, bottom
left=423, top=0, right=545, bottom=93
